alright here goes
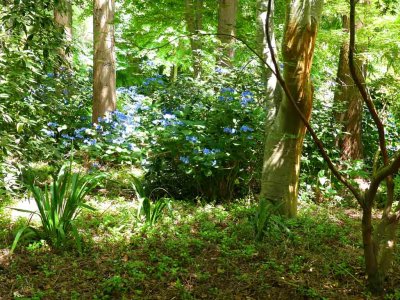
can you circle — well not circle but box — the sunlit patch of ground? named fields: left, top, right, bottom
left=8, top=198, right=40, bottom=222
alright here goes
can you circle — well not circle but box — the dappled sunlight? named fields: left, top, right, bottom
left=8, top=198, right=40, bottom=223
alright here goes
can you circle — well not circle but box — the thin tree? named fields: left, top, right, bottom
left=217, top=0, right=238, bottom=68
left=185, top=0, right=203, bottom=78
left=54, top=0, right=73, bottom=68
left=334, top=14, right=364, bottom=160
left=93, top=0, right=116, bottom=123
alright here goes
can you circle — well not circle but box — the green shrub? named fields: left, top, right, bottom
left=138, top=72, right=265, bottom=201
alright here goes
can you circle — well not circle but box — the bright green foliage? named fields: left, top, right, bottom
left=11, top=165, right=98, bottom=253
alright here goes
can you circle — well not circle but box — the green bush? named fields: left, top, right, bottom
left=138, top=71, right=265, bottom=201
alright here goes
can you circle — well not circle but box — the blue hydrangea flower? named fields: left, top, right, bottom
left=160, top=120, right=170, bottom=127
left=115, top=111, right=127, bottom=120
left=84, top=138, right=96, bottom=146
left=241, top=90, right=254, bottom=106
left=179, top=156, right=190, bottom=164
left=223, top=127, right=236, bottom=134
left=47, top=122, right=58, bottom=128
left=42, top=129, right=55, bottom=137
left=215, top=67, right=229, bottom=74
left=240, top=125, right=254, bottom=132
left=203, top=148, right=211, bottom=155
left=95, top=124, right=103, bottom=131
left=221, top=87, right=235, bottom=93
left=61, top=134, right=75, bottom=140
left=186, top=136, right=198, bottom=143
left=163, top=113, right=176, bottom=120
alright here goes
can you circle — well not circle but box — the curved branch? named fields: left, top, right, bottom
left=349, top=0, right=389, bottom=166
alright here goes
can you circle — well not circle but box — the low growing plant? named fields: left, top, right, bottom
left=131, top=176, right=170, bottom=226
left=11, top=165, right=99, bottom=253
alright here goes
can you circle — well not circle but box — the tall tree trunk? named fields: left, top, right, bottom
left=260, top=0, right=324, bottom=217
left=257, top=0, right=281, bottom=126
left=54, top=0, right=73, bottom=68
left=217, top=0, right=238, bottom=68
left=93, top=0, right=116, bottom=124
left=185, top=0, right=203, bottom=78
left=334, top=15, right=363, bottom=160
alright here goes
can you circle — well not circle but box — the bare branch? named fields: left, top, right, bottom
left=348, top=0, right=389, bottom=166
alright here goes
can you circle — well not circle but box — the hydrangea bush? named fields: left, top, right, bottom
left=138, top=71, right=266, bottom=201
left=40, top=69, right=266, bottom=201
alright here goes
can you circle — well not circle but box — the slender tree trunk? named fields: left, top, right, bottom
left=257, top=0, right=281, bottom=127
left=260, top=0, right=323, bottom=217
left=334, top=15, right=363, bottom=160
left=217, top=0, right=238, bottom=68
left=93, top=0, right=116, bottom=124
left=54, top=0, right=73, bottom=67
left=185, top=0, right=203, bottom=78
left=170, top=64, right=178, bottom=82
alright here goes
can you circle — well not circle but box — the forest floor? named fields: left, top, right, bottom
left=0, top=169, right=400, bottom=299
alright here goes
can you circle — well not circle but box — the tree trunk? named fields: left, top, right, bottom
left=257, top=0, right=282, bottom=128
left=260, top=0, right=323, bottom=217
left=185, top=0, right=203, bottom=78
left=362, top=203, right=383, bottom=293
left=93, top=0, right=116, bottom=124
left=334, top=15, right=363, bottom=160
left=54, top=0, right=73, bottom=67
left=217, top=0, right=238, bottom=68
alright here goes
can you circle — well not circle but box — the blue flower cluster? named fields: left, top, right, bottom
left=240, top=91, right=254, bottom=106
left=152, top=112, right=184, bottom=127
left=223, top=125, right=253, bottom=134
left=143, top=75, right=164, bottom=86
left=186, top=136, right=198, bottom=143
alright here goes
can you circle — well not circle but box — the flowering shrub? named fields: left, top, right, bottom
left=138, top=72, right=266, bottom=201
left=41, top=87, right=147, bottom=165
left=40, top=69, right=266, bottom=201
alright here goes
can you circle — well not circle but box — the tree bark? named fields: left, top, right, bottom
left=257, top=0, right=282, bottom=127
left=334, top=15, right=363, bottom=160
left=54, top=0, right=73, bottom=67
left=260, top=0, right=323, bottom=217
left=185, top=0, right=203, bottom=78
left=217, top=0, right=238, bottom=68
left=93, top=0, right=116, bottom=124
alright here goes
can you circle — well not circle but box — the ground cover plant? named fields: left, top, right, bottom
left=0, top=0, right=399, bottom=298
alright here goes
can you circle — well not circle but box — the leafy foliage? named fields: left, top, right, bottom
left=11, top=165, right=98, bottom=253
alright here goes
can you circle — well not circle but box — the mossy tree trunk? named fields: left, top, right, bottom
left=93, top=0, right=116, bottom=124
left=260, top=0, right=323, bottom=217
